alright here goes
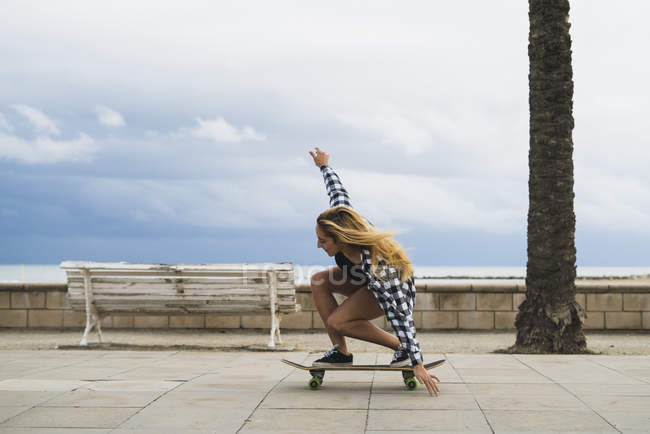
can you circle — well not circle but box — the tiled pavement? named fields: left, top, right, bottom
left=0, top=350, right=649, bottom=433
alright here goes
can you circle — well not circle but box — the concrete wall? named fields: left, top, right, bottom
left=1, top=280, right=649, bottom=331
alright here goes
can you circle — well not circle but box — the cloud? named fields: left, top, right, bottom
left=575, top=165, right=650, bottom=234
left=342, top=169, right=526, bottom=235
left=177, top=116, right=266, bottom=143
left=1, top=2, right=649, bottom=265
left=338, top=110, right=435, bottom=156
left=76, top=172, right=308, bottom=230
left=11, top=104, right=60, bottom=135
left=0, top=105, right=97, bottom=164
left=0, top=113, right=12, bottom=132
left=94, top=105, right=125, bottom=128
left=0, top=132, right=96, bottom=164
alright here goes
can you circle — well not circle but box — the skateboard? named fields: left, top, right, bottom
left=281, top=358, right=445, bottom=390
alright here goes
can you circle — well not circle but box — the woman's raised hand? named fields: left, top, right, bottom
left=309, top=147, right=329, bottom=168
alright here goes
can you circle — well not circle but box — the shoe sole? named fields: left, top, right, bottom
left=312, top=362, right=353, bottom=366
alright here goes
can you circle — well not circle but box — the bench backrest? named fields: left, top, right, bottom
left=60, top=261, right=298, bottom=315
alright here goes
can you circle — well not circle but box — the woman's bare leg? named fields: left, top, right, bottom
left=327, top=287, right=401, bottom=351
left=310, top=266, right=362, bottom=355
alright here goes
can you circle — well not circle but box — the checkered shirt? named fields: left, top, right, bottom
left=320, top=165, right=424, bottom=366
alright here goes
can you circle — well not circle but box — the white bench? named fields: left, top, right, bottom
left=60, top=261, right=299, bottom=348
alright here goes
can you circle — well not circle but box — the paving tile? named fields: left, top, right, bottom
left=516, top=356, right=645, bottom=385
left=83, top=380, right=182, bottom=392
left=189, top=369, right=290, bottom=384
left=367, top=409, right=490, bottom=431
left=112, top=430, right=213, bottom=434
left=0, top=429, right=111, bottom=434
left=174, top=379, right=276, bottom=393
left=109, top=367, right=201, bottom=381
left=2, top=407, right=138, bottom=428
left=0, top=379, right=90, bottom=392
left=516, top=354, right=588, bottom=363
left=262, top=384, right=369, bottom=409
left=2, top=349, right=649, bottom=433
left=0, top=368, right=39, bottom=380
left=0, top=406, right=30, bottom=424
left=578, top=394, right=650, bottom=411
left=562, top=383, right=650, bottom=396
left=148, top=361, right=228, bottom=372
left=179, top=373, right=281, bottom=391
left=446, top=353, right=525, bottom=369
left=119, top=406, right=249, bottom=430
left=466, top=382, right=567, bottom=396
left=26, top=367, right=127, bottom=381
left=0, top=361, right=70, bottom=379
left=455, top=368, right=551, bottom=384
left=370, top=392, right=479, bottom=410
left=366, top=431, right=490, bottom=434
left=598, top=410, right=650, bottom=432
left=0, top=391, right=61, bottom=406
left=371, top=382, right=471, bottom=395
left=581, top=355, right=650, bottom=369
left=73, top=358, right=165, bottom=369
left=40, top=389, right=164, bottom=407
left=551, top=369, right=643, bottom=385
left=3, top=358, right=73, bottom=368
left=99, top=351, right=176, bottom=360
left=241, top=409, right=367, bottom=432
left=475, top=393, right=589, bottom=411
left=606, top=368, right=650, bottom=383
left=483, top=410, right=617, bottom=432
left=243, top=431, right=362, bottom=434
left=150, top=390, right=264, bottom=410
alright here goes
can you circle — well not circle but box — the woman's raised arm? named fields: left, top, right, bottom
left=309, top=147, right=353, bottom=208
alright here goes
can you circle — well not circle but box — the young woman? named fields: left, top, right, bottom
left=308, top=147, right=440, bottom=396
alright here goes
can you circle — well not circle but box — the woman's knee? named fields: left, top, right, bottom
left=326, top=312, right=345, bottom=333
left=310, top=270, right=330, bottom=292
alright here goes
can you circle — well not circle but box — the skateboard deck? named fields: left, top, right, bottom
left=281, top=358, right=445, bottom=372
left=282, top=358, right=445, bottom=390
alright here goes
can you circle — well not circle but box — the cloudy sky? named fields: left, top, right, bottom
left=1, top=1, right=649, bottom=266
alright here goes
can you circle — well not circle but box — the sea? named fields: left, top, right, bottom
left=2, top=264, right=650, bottom=284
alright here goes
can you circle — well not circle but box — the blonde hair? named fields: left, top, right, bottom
left=317, top=206, right=414, bottom=282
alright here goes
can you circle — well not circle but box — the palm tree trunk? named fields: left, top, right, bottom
left=511, top=0, right=586, bottom=353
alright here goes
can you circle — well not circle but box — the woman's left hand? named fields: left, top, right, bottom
left=413, top=363, right=440, bottom=397
left=309, top=147, right=329, bottom=168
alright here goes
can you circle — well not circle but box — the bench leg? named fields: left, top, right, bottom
left=80, top=268, right=98, bottom=346
left=268, top=312, right=277, bottom=348
left=95, top=311, right=104, bottom=344
left=80, top=314, right=93, bottom=346
left=267, top=270, right=279, bottom=348
left=275, top=314, right=283, bottom=345
left=267, top=312, right=283, bottom=348
left=80, top=305, right=105, bottom=346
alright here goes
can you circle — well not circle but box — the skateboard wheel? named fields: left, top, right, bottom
left=404, top=377, right=418, bottom=390
left=308, top=376, right=322, bottom=390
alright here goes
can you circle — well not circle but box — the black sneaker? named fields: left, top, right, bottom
left=313, top=344, right=353, bottom=366
left=389, top=348, right=410, bottom=367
